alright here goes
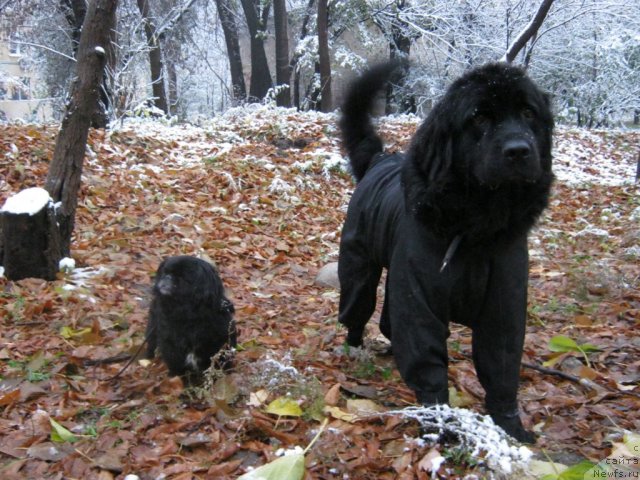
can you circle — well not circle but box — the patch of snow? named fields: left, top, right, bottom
left=623, top=246, right=640, bottom=258
left=268, top=176, right=294, bottom=195
left=59, top=257, right=76, bottom=273
left=1, top=187, right=51, bottom=215
left=63, top=266, right=108, bottom=291
left=387, top=405, right=532, bottom=476
left=553, top=127, right=637, bottom=185
left=275, top=446, right=304, bottom=457
left=0, top=266, right=4, bottom=278
left=575, top=227, right=610, bottom=238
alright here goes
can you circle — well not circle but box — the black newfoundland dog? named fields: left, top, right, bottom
left=338, top=63, right=553, bottom=443
left=146, top=256, right=237, bottom=385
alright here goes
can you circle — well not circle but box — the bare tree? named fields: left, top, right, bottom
left=214, top=0, right=246, bottom=103
left=274, top=0, right=291, bottom=107
left=317, top=0, right=331, bottom=111
left=136, top=0, right=169, bottom=114
left=240, top=0, right=272, bottom=101
left=45, top=0, right=119, bottom=258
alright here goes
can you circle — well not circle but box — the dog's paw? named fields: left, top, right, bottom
left=346, top=330, right=364, bottom=348
left=489, top=411, right=536, bottom=444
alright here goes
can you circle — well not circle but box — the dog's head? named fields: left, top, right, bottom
left=408, top=63, right=553, bottom=189
left=153, top=256, right=222, bottom=303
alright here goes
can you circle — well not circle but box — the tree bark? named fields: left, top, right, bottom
left=386, top=1, right=414, bottom=114
left=136, top=0, right=169, bottom=114
left=59, top=0, right=112, bottom=127
left=502, top=0, right=555, bottom=64
left=59, top=0, right=86, bottom=54
left=291, top=0, right=315, bottom=109
left=215, top=0, right=246, bottom=103
left=274, top=0, right=291, bottom=107
left=44, top=0, right=119, bottom=257
left=317, top=0, right=331, bottom=112
left=240, top=0, right=272, bottom=101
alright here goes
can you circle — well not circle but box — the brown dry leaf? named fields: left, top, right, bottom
left=417, top=448, right=445, bottom=473
left=324, top=383, right=341, bottom=406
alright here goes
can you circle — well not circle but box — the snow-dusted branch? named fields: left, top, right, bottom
left=11, top=40, right=77, bottom=62
left=501, top=0, right=555, bottom=63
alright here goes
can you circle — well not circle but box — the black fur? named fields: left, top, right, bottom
left=146, top=256, right=236, bottom=385
left=337, top=62, right=553, bottom=443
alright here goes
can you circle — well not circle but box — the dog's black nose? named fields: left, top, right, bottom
left=503, top=139, right=531, bottom=161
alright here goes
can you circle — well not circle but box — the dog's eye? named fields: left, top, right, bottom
left=522, top=108, right=535, bottom=120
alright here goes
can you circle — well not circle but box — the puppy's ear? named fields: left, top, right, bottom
left=406, top=108, right=455, bottom=188
left=156, top=258, right=169, bottom=275
left=192, top=262, right=223, bottom=302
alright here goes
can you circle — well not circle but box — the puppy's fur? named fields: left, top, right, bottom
left=146, top=256, right=236, bottom=385
left=338, top=63, right=553, bottom=442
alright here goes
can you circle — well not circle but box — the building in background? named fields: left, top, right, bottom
left=0, top=33, right=53, bottom=122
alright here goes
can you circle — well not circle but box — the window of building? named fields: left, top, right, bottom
left=10, top=77, right=30, bottom=100
left=9, top=39, right=22, bottom=56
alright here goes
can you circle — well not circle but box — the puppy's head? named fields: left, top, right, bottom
left=153, top=256, right=222, bottom=302
left=409, top=63, right=553, bottom=189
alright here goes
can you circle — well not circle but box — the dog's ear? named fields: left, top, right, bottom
left=403, top=107, right=455, bottom=216
left=407, top=106, right=454, bottom=186
left=192, top=261, right=224, bottom=304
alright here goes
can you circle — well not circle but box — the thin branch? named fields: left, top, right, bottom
left=501, top=0, right=555, bottom=63
left=156, top=0, right=199, bottom=37
left=11, top=40, right=76, bottom=62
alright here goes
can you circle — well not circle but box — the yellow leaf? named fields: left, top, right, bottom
left=265, top=396, right=303, bottom=417
left=237, top=453, right=304, bottom=480
left=49, top=418, right=78, bottom=443
left=60, top=326, right=92, bottom=339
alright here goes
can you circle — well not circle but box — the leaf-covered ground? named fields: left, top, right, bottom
left=0, top=107, right=639, bottom=479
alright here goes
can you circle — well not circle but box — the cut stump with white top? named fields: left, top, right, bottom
left=1, top=187, right=63, bottom=280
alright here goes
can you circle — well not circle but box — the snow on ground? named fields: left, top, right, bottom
left=108, top=109, right=638, bottom=187
left=553, top=127, right=638, bottom=185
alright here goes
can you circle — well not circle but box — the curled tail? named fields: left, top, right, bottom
left=339, top=61, right=404, bottom=182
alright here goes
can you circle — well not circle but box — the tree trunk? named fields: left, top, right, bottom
left=59, top=0, right=86, bottom=54
left=274, top=0, right=291, bottom=107
left=291, top=0, right=315, bottom=110
left=136, top=0, right=168, bottom=114
left=215, top=0, right=246, bottom=103
left=240, top=0, right=272, bottom=102
left=59, top=0, right=112, bottom=127
left=167, top=58, right=178, bottom=116
left=386, top=2, right=414, bottom=114
left=317, top=0, right=331, bottom=112
left=44, top=0, right=119, bottom=258
left=502, top=0, right=555, bottom=64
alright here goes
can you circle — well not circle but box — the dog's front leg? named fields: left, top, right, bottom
left=472, top=238, right=535, bottom=443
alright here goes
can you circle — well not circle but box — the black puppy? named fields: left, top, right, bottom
left=338, top=63, right=554, bottom=443
left=146, top=256, right=236, bottom=385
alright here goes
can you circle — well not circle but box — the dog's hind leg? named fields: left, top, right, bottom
left=338, top=247, right=382, bottom=347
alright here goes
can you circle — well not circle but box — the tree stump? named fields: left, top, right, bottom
left=1, top=188, right=63, bottom=281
